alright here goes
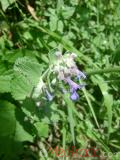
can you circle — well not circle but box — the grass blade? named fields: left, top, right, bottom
left=82, top=87, right=100, bottom=128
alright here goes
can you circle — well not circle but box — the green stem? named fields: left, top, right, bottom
left=87, top=67, right=120, bottom=75
left=64, top=93, right=75, bottom=145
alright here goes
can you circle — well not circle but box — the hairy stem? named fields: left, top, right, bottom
left=87, top=66, right=120, bottom=75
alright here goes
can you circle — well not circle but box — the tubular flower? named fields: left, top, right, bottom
left=65, top=77, right=85, bottom=101
left=33, top=51, right=86, bottom=102
left=66, top=77, right=80, bottom=91
left=70, top=91, right=79, bottom=101
left=52, top=51, right=86, bottom=101
left=77, top=70, right=86, bottom=80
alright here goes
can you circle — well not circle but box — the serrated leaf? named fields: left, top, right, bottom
left=14, top=57, right=44, bottom=85
left=0, top=100, right=33, bottom=159
left=34, top=122, right=49, bottom=138
left=0, top=100, right=33, bottom=141
left=12, top=57, right=44, bottom=100
left=0, top=75, right=12, bottom=93
left=15, top=106, right=34, bottom=143
left=11, top=73, right=33, bottom=100
left=14, top=121, right=33, bottom=142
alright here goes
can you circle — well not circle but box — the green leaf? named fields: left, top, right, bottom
left=0, top=62, right=7, bottom=75
left=62, top=6, right=75, bottom=19
left=0, top=101, right=17, bottom=159
left=49, top=14, right=58, bottom=31
left=48, top=48, right=59, bottom=64
left=14, top=120, right=33, bottom=142
left=0, top=0, right=16, bottom=11
left=11, top=73, right=33, bottom=100
left=34, top=122, right=49, bottom=138
left=15, top=106, right=34, bottom=143
left=0, top=100, right=16, bottom=136
left=57, top=20, right=64, bottom=33
left=98, top=79, right=113, bottom=139
left=38, top=102, right=61, bottom=124
left=21, top=98, right=39, bottom=121
left=0, top=100, right=33, bottom=159
left=11, top=57, right=44, bottom=100
left=2, top=50, right=23, bottom=63
left=0, top=75, right=12, bottom=93
left=14, top=57, right=44, bottom=85
left=92, top=76, right=113, bottom=140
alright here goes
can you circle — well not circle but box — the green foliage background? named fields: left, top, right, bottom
left=0, top=0, right=120, bottom=159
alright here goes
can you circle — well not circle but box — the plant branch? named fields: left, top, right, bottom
left=87, top=66, right=120, bottom=75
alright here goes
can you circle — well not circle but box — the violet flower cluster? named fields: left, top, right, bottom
left=52, top=51, right=86, bottom=101
left=33, top=51, right=86, bottom=101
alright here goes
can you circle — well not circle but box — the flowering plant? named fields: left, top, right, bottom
left=33, top=50, right=86, bottom=101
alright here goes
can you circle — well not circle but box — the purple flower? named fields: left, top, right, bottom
left=66, top=77, right=86, bottom=101
left=45, top=90, right=53, bottom=101
left=70, top=91, right=79, bottom=101
left=77, top=70, right=86, bottom=80
left=66, top=77, right=80, bottom=91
